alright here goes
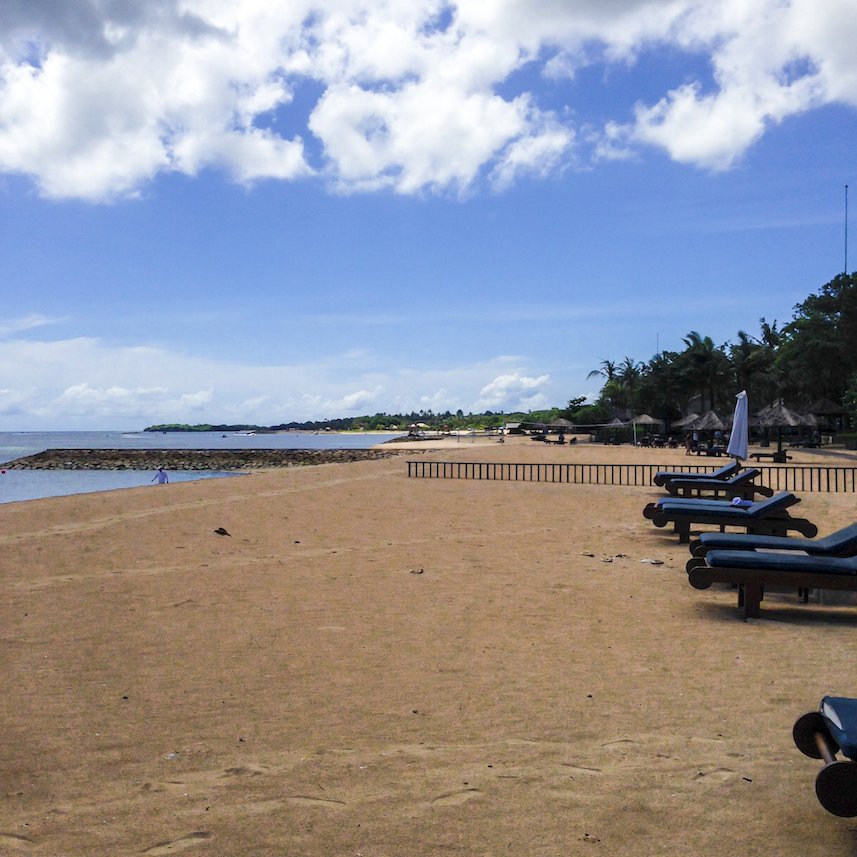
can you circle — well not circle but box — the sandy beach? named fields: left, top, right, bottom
left=3, top=437, right=857, bottom=856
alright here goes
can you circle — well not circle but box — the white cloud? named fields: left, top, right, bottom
left=1, top=1, right=853, bottom=199
left=626, top=0, right=854, bottom=169
left=0, top=313, right=62, bottom=336
left=0, top=332, right=553, bottom=429
left=474, top=371, right=551, bottom=412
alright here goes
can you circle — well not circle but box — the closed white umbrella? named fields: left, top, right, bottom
left=727, top=390, right=749, bottom=461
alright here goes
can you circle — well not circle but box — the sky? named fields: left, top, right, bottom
left=1, top=0, right=855, bottom=431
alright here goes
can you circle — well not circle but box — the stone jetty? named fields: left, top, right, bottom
left=6, top=448, right=418, bottom=471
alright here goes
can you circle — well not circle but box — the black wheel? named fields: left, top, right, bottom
left=793, top=712, right=835, bottom=759
left=688, top=538, right=703, bottom=556
left=687, top=568, right=712, bottom=590
left=816, top=761, right=857, bottom=817
left=686, top=557, right=706, bottom=574
left=652, top=513, right=667, bottom=528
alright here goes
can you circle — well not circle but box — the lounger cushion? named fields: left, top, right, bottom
left=821, top=696, right=857, bottom=760
left=696, top=523, right=857, bottom=556
left=654, top=461, right=738, bottom=485
left=667, top=469, right=760, bottom=489
left=657, top=497, right=749, bottom=510
left=664, top=473, right=765, bottom=496
left=658, top=492, right=796, bottom=518
left=705, top=550, right=857, bottom=575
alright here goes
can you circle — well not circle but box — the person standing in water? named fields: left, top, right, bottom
left=151, top=467, right=169, bottom=485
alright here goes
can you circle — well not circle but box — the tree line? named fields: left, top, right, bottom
left=144, top=272, right=856, bottom=434
left=574, top=272, right=857, bottom=428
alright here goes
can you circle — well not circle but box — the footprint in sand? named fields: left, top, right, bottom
left=431, top=788, right=483, bottom=807
left=219, top=764, right=268, bottom=778
left=600, top=739, right=639, bottom=750
left=143, top=832, right=212, bottom=855
left=560, top=763, right=603, bottom=775
left=0, top=833, right=34, bottom=851
left=693, top=767, right=736, bottom=784
left=239, top=799, right=284, bottom=817
left=286, top=796, right=347, bottom=809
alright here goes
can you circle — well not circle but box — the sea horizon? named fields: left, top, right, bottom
left=0, top=429, right=404, bottom=504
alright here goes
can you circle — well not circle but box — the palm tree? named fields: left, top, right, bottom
left=617, top=357, right=645, bottom=414
left=680, top=331, right=731, bottom=413
left=587, top=359, right=618, bottom=382
left=730, top=329, right=780, bottom=404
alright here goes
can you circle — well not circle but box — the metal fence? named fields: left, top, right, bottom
left=406, top=460, right=857, bottom=492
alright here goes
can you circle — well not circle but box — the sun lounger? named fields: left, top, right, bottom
left=652, top=460, right=739, bottom=487
left=663, top=467, right=773, bottom=500
left=687, top=550, right=857, bottom=617
left=643, top=490, right=783, bottom=520
left=647, top=491, right=816, bottom=544
left=688, top=522, right=857, bottom=561
left=794, top=696, right=857, bottom=816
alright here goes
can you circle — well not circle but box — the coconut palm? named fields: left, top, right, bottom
left=587, top=359, right=618, bottom=382
left=679, top=331, right=731, bottom=413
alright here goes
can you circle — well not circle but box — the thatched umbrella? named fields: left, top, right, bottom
left=755, top=399, right=805, bottom=452
left=549, top=418, right=575, bottom=431
left=806, top=398, right=848, bottom=432
left=689, top=410, right=727, bottom=432
left=671, top=413, right=699, bottom=429
left=630, top=413, right=661, bottom=443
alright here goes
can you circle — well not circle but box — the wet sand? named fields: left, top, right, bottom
left=2, top=437, right=857, bottom=856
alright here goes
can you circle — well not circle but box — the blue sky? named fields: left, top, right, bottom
left=0, top=0, right=855, bottom=430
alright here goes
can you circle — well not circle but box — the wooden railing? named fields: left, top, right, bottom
left=406, top=460, right=857, bottom=492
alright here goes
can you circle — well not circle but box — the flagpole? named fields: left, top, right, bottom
left=846, top=184, right=849, bottom=275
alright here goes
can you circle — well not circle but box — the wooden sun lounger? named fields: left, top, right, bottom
left=687, top=551, right=857, bottom=619
left=646, top=492, right=817, bottom=544
left=688, top=522, right=857, bottom=561
left=663, top=468, right=773, bottom=500
left=794, top=696, right=857, bottom=817
left=652, top=460, right=739, bottom=487
left=643, top=490, right=786, bottom=521
left=750, top=450, right=792, bottom=463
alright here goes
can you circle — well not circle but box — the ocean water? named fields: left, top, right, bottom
left=0, top=430, right=403, bottom=505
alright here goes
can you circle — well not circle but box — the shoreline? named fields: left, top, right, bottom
left=4, top=447, right=418, bottom=470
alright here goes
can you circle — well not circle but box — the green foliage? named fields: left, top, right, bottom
left=777, top=273, right=857, bottom=405
left=585, top=272, right=855, bottom=423
left=145, top=423, right=263, bottom=432
left=844, top=372, right=857, bottom=432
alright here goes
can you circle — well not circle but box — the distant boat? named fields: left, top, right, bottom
left=235, top=431, right=257, bottom=436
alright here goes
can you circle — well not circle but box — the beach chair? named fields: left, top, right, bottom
left=647, top=492, right=816, bottom=544
left=662, top=467, right=773, bottom=500
left=794, top=696, right=857, bottom=816
left=688, top=522, right=857, bottom=561
left=652, top=460, right=739, bottom=487
left=643, top=490, right=782, bottom=521
left=686, top=550, right=857, bottom=618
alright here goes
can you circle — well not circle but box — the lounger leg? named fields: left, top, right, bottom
left=677, top=522, right=690, bottom=543
left=741, top=584, right=763, bottom=619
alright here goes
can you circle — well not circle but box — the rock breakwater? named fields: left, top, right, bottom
left=6, top=448, right=417, bottom=471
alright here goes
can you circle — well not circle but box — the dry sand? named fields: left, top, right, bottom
left=3, top=437, right=857, bottom=856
